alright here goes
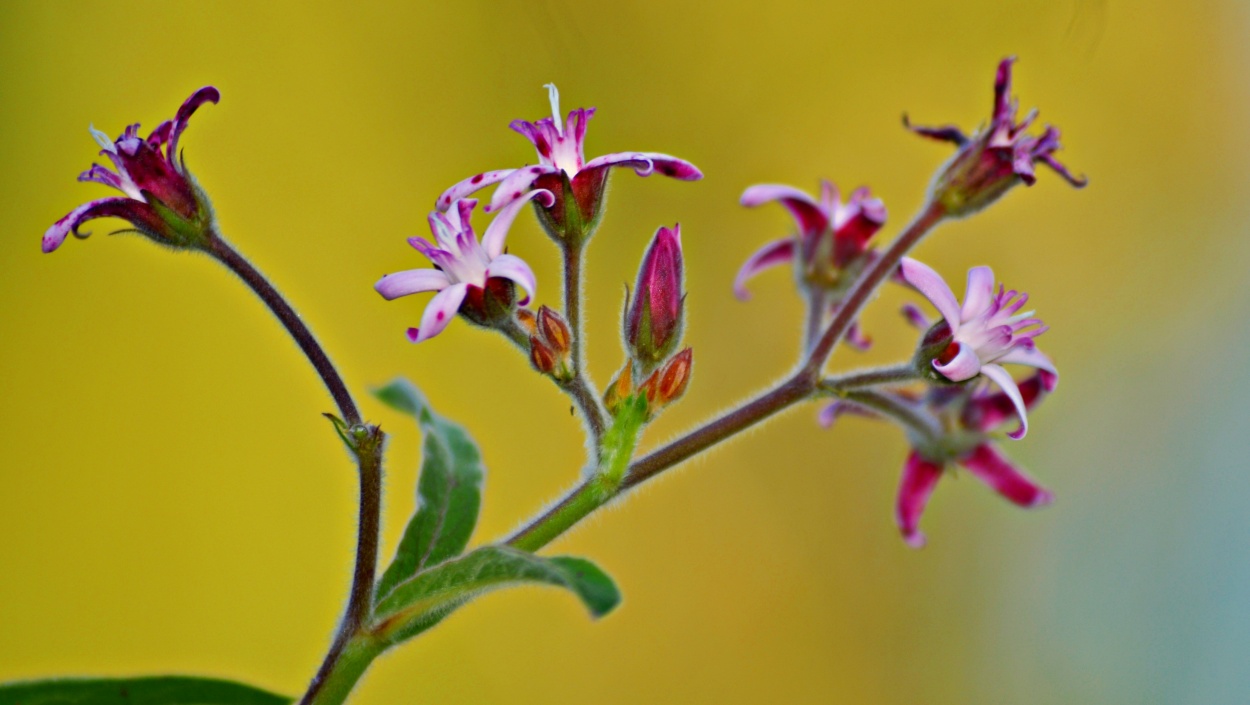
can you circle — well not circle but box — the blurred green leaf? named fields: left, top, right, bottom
left=372, top=545, right=621, bottom=644
left=0, top=676, right=290, bottom=705
left=372, top=378, right=486, bottom=603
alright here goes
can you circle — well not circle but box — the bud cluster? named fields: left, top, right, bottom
left=603, top=348, right=693, bottom=419
left=522, top=306, right=575, bottom=382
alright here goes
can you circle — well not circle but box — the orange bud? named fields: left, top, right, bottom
left=604, top=360, right=634, bottom=415
left=536, top=305, right=572, bottom=356
left=656, top=347, right=693, bottom=404
left=529, top=336, right=557, bottom=376
left=516, top=309, right=538, bottom=335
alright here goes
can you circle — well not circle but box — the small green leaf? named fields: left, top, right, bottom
left=372, top=378, right=485, bottom=603
left=0, top=676, right=290, bottom=705
left=372, top=545, right=620, bottom=644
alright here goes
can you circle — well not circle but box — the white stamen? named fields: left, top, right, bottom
left=89, top=123, right=116, bottom=153
left=543, top=83, right=563, bottom=137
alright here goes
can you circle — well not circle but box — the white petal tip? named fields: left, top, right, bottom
left=903, top=532, right=927, bottom=549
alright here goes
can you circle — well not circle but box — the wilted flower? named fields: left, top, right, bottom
left=905, top=57, right=1086, bottom=217
left=625, top=224, right=685, bottom=372
left=43, top=87, right=221, bottom=254
left=375, top=194, right=549, bottom=343
left=901, top=257, right=1054, bottom=439
left=436, top=84, right=702, bottom=241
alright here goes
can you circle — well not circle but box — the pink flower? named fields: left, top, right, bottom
left=625, top=225, right=685, bottom=372
left=734, top=180, right=887, bottom=349
left=43, top=87, right=221, bottom=253
left=375, top=193, right=550, bottom=343
left=905, top=57, right=1086, bottom=217
left=435, top=84, right=702, bottom=239
left=896, top=371, right=1058, bottom=548
left=900, top=257, right=1055, bottom=439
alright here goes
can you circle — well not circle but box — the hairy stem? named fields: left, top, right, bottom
left=500, top=316, right=608, bottom=444
left=842, top=389, right=942, bottom=443
left=820, top=364, right=918, bottom=391
left=561, top=241, right=609, bottom=447
left=804, top=288, right=828, bottom=356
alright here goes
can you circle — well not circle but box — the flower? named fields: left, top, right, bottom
left=900, top=257, right=1055, bottom=439
left=435, top=84, right=702, bottom=240
left=625, top=224, right=685, bottom=371
left=375, top=193, right=550, bottom=343
left=734, top=180, right=887, bottom=349
left=896, top=370, right=1058, bottom=548
left=905, top=57, right=1086, bottom=217
left=43, top=87, right=221, bottom=254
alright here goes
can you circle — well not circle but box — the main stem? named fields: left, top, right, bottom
left=561, top=240, right=608, bottom=446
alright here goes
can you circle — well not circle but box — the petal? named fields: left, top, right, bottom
left=77, top=164, right=124, bottom=191
left=958, top=443, right=1053, bottom=508
left=374, top=268, right=451, bottom=301
left=485, top=253, right=537, bottom=305
left=961, top=266, right=995, bottom=320
left=1041, top=154, right=1089, bottom=188
left=845, top=321, right=873, bottom=351
left=147, top=120, right=173, bottom=147
left=411, top=282, right=469, bottom=343
left=966, top=370, right=1057, bottom=432
left=732, top=238, right=795, bottom=300
left=581, top=152, right=702, bottom=180
left=933, top=342, right=981, bottom=382
left=902, top=114, right=969, bottom=146
left=739, top=184, right=829, bottom=237
left=996, top=345, right=1058, bottom=376
left=486, top=165, right=553, bottom=213
left=817, top=399, right=877, bottom=429
left=901, top=303, right=931, bottom=329
left=900, top=258, right=963, bottom=332
left=436, top=169, right=516, bottom=212
left=167, top=86, right=220, bottom=166
left=42, top=197, right=159, bottom=253
left=481, top=188, right=555, bottom=259
left=896, top=451, right=944, bottom=549
left=992, top=57, right=1017, bottom=126
left=979, top=363, right=1029, bottom=440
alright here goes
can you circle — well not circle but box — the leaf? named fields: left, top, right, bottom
left=0, top=676, right=290, bottom=705
left=372, top=378, right=485, bottom=603
left=371, top=545, right=621, bottom=644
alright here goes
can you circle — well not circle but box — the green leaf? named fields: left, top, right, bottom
left=0, top=676, right=290, bottom=705
left=372, top=378, right=485, bottom=603
left=372, top=545, right=620, bottom=644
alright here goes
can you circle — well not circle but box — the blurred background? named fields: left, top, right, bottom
left=3, top=1, right=1248, bottom=703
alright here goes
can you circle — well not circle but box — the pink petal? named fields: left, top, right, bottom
left=933, top=342, right=981, bottom=382
left=436, top=169, right=516, bottom=213
left=77, top=164, right=125, bottom=191
left=901, top=303, right=931, bottom=329
left=581, top=152, right=702, bottom=180
left=740, top=184, right=829, bottom=237
left=485, top=253, right=537, bottom=305
left=732, top=238, right=795, bottom=301
left=481, top=188, right=555, bottom=259
left=961, top=266, right=995, bottom=320
left=817, top=400, right=877, bottom=429
left=966, top=371, right=1056, bottom=433
left=958, top=443, right=1053, bottom=508
left=486, top=165, right=554, bottom=213
left=845, top=321, right=873, bottom=351
left=167, top=86, right=220, bottom=166
left=374, top=268, right=451, bottom=301
left=979, top=363, right=1029, bottom=440
left=411, top=282, right=469, bottom=343
left=903, top=114, right=970, bottom=146
left=147, top=120, right=173, bottom=147
left=896, top=451, right=945, bottom=549
left=900, top=258, right=962, bottom=332
left=996, top=345, right=1058, bottom=376
left=42, top=197, right=159, bottom=253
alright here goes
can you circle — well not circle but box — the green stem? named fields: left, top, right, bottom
left=302, top=636, right=387, bottom=705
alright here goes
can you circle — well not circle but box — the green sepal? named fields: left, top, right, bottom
left=371, top=545, right=620, bottom=645
left=0, top=676, right=291, bottom=705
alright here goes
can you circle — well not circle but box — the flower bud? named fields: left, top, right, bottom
left=529, top=335, right=559, bottom=377
left=516, top=308, right=538, bottom=335
left=603, top=361, right=634, bottom=416
left=536, top=305, right=572, bottom=358
left=624, top=224, right=685, bottom=373
left=641, top=347, right=693, bottom=408
left=529, top=305, right=573, bottom=381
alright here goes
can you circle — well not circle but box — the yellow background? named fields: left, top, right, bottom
left=4, top=1, right=1250, bottom=703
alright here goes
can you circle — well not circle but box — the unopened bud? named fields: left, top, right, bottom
left=603, top=361, right=634, bottom=416
left=516, top=308, right=538, bottom=335
left=530, top=336, right=559, bottom=377
left=624, top=224, right=685, bottom=374
left=536, top=305, right=572, bottom=357
left=656, top=347, right=693, bottom=404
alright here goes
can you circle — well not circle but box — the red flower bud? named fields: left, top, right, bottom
left=625, top=224, right=685, bottom=373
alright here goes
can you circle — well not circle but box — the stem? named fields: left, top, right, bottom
left=507, top=481, right=605, bottom=552
left=207, top=235, right=361, bottom=425
left=561, top=240, right=609, bottom=447
left=803, top=288, right=828, bottom=355
left=499, top=316, right=608, bottom=444
left=301, top=635, right=387, bottom=705
left=820, top=364, right=917, bottom=391
left=841, top=389, right=942, bottom=443
left=804, top=203, right=946, bottom=376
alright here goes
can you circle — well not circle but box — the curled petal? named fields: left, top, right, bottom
left=961, top=266, right=996, bottom=320
left=732, top=238, right=795, bottom=300
left=902, top=114, right=969, bottom=146
left=900, top=258, right=962, bottom=332
left=979, top=363, right=1029, bottom=439
left=581, top=152, right=702, bottom=181
left=436, top=169, right=516, bottom=213
left=845, top=321, right=873, bottom=351
left=147, top=120, right=173, bottom=147
left=374, top=268, right=451, bottom=301
left=933, top=342, right=981, bottom=381
left=996, top=345, right=1058, bottom=376
left=959, top=443, right=1053, bottom=508
left=1041, top=154, right=1089, bottom=188
left=487, top=165, right=554, bottom=213
left=896, top=451, right=944, bottom=549
left=817, top=400, right=877, bottom=429
left=411, top=282, right=469, bottom=343
left=967, top=370, right=1057, bottom=432
left=481, top=188, right=555, bottom=259
left=167, top=86, right=220, bottom=166
left=485, top=253, right=537, bottom=305
left=42, top=197, right=160, bottom=253
left=740, top=184, right=829, bottom=237
left=901, top=303, right=931, bottom=329
left=78, top=164, right=125, bottom=191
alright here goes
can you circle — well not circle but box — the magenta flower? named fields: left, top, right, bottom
left=734, top=180, right=886, bottom=349
left=896, top=370, right=1058, bottom=548
left=900, top=257, right=1055, bottom=439
left=375, top=193, right=550, bottom=343
left=436, top=84, right=702, bottom=239
left=905, top=57, right=1086, bottom=217
left=43, top=87, right=221, bottom=254
left=625, top=224, right=685, bottom=372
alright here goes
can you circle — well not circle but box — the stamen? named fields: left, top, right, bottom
left=543, top=83, right=563, bottom=137
left=89, top=124, right=116, bottom=153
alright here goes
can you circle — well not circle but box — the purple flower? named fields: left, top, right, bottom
left=375, top=193, right=550, bottom=343
left=896, top=371, right=1058, bottom=548
left=436, top=84, right=702, bottom=240
left=905, top=57, right=1086, bottom=217
left=43, top=87, right=221, bottom=254
left=625, top=224, right=685, bottom=372
left=900, top=258, right=1055, bottom=439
